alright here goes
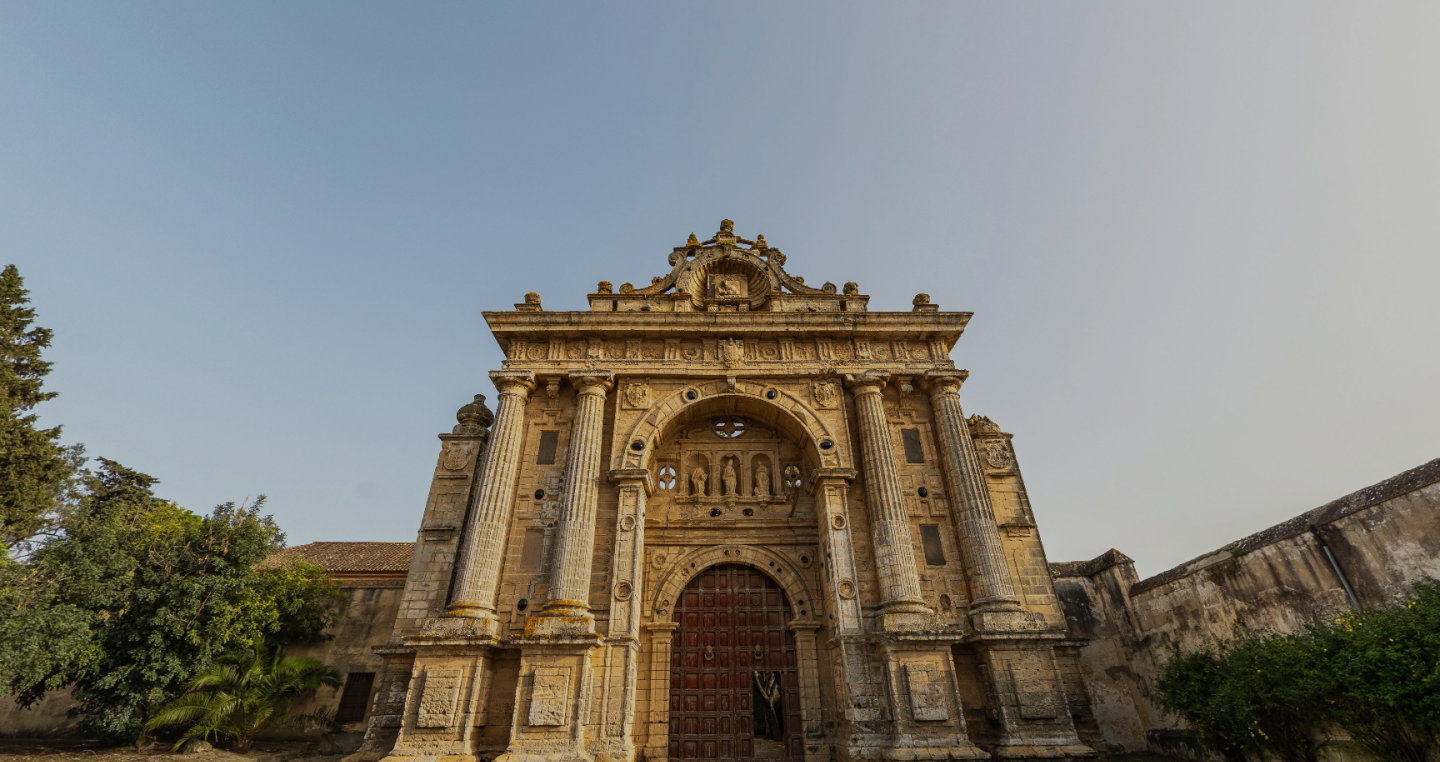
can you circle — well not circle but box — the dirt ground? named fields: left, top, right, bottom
left=0, top=742, right=1194, bottom=762
left=0, top=740, right=342, bottom=762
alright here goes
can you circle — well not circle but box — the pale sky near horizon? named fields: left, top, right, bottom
left=3, top=2, right=1437, bottom=578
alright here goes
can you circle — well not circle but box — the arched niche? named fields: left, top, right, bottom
left=616, top=380, right=842, bottom=474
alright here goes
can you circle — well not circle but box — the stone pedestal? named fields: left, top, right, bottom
left=377, top=637, right=501, bottom=762
left=970, top=641, right=1092, bottom=758
left=494, top=640, right=601, bottom=762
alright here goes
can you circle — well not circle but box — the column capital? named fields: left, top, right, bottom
left=923, top=369, right=970, bottom=397
left=608, top=467, right=655, bottom=495
left=843, top=370, right=890, bottom=396
left=490, top=369, right=537, bottom=397
left=569, top=368, right=615, bottom=395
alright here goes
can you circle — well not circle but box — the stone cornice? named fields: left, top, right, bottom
left=484, top=309, right=970, bottom=338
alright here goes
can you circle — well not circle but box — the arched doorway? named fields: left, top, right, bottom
left=669, top=565, right=802, bottom=761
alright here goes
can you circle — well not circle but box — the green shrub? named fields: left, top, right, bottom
left=1156, top=580, right=1440, bottom=762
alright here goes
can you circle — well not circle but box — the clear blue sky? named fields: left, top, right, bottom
left=4, top=2, right=1437, bottom=577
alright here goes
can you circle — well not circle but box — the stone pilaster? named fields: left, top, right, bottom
left=532, top=370, right=614, bottom=634
left=445, top=370, right=536, bottom=633
left=844, top=371, right=932, bottom=629
left=924, top=370, right=1023, bottom=621
left=592, top=467, right=652, bottom=762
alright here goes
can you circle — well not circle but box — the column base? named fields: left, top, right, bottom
left=879, top=599, right=935, bottom=632
left=524, top=602, right=597, bottom=637
left=431, top=607, right=503, bottom=639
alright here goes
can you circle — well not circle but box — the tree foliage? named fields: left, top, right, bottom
left=0, top=460, right=346, bottom=743
left=0, top=264, right=77, bottom=552
left=144, top=643, right=340, bottom=752
left=1156, top=580, right=1440, bottom=762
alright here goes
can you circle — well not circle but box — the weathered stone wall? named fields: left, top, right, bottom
left=1051, top=458, right=1440, bottom=753
left=284, top=581, right=407, bottom=733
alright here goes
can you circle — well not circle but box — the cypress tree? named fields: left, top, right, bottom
left=0, top=264, right=74, bottom=550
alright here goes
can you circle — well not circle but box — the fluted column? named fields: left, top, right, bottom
left=535, top=370, right=614, bottom=630
left=925, top=369, right=1021, bottom=613
left=446, top=370, right=536, bottom=626
left=844, top=371, right=931, bottom=626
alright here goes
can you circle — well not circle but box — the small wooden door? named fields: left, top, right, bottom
left=669, top=564, right=802, bottom=761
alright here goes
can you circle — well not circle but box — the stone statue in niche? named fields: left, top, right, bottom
left=754, top=463, right=771, bottom=499
left=722, top=458, right=737, bottom=496
left=690, top=467, right=708, bottom=497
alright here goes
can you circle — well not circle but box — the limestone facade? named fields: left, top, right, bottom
left=348, top=221, right=1095, bottom=762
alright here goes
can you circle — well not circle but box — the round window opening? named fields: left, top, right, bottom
left=713, top=416, right=747, bottom=439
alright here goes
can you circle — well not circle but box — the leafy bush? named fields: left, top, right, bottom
left=145, top=643, right=341, bottom=752
left=1156, top=580, right=1440, bottom=762
left=0, top=460, right=346, bottom=743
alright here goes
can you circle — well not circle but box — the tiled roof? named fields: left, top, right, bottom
left=262, top=541, right=414, bottom=574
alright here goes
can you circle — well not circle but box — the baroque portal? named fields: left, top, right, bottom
left=348, top=221, right=1096, bottom=762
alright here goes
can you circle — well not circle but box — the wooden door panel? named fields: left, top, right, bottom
left=668, top=564, right=802, bottom=761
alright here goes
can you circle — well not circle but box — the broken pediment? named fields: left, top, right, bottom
left=587, top=219, right=869, bottom=313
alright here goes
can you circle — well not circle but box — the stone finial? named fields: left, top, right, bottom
left=967, top=414, right=1002, bottom=437
left=913, top=293, right=930, bottom=305
left=620, top=282, right=634, bottom=294
left=453, top=394, right=494, bottom=436
left=821, top=282, right=837, bottom=295
left=516, top=292, right=542, bottom=311
left=912, top=293, right=938, bottom=312
left=687, top=233, right=699, bottom=246
left=719, top=219, right=734, bottom=234
left=843, top=282, right=859, bottom=295
left=597, top=281, right=613, bottom=294
left=754, top=234, right=768, bottom=250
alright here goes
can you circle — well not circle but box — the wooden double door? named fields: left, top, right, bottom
left=669, top=564, right=802, bottom=761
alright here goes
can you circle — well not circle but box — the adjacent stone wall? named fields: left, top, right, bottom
left=1051, top=458, right=1440, bottom=753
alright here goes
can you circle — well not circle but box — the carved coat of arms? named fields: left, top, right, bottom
left=442, top=441, right=474, bottom=471
left=624, top=382, right=649, bottom=408
left=983, top=441, right=1013, bottom=470
left=720, top=339, right=744, bottom=367
left=812, top=380, right=838, bottom=408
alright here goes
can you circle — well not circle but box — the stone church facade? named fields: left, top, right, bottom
left=349, top=221, right=1096, bottom=762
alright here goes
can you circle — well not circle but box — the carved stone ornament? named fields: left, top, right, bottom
left=812, top=379, right=839, bottom=408
left=614, top=580, right=633, bottom=601
left=442, top=440, right=474, bottom=471
left=983, top=440, right=1014, bottom=470
left=838, top=579, right=856, bottom=599
left=623, top=382, right=650, bottom=409
left=720, top=339, right=744, bottom=367
left=452, top=394, right=494, bottom=436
